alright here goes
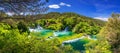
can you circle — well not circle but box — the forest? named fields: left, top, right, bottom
left=1, top=11, right=120, bottom=53
left=0, top=0, right=120, bottom=53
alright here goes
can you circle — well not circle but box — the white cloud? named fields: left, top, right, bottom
left=6, top=12, right=15, bottom=16
left=60, top=2, right=66, bottom=6
left=66, top=4, right=71, bottom=7
left=94, top=17, right=108, bottom=21
left=48, top=4, right=60, bottom=9
left=48, top=2, right=71, bottom=9
left=60, top=2, right=71, bottom=7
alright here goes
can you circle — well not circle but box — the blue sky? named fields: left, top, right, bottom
left=47, top=0, right=120, bottom=21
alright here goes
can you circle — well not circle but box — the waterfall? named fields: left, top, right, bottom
left=29, top=25, right=43, bottom=32
left=53, top=32, right=57, bottom=36
left=64, top=26, right=69, bottom=32
left=37, top=25, right=43, bottom=30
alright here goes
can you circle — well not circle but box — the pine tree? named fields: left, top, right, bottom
left=0, top=0, right=49, bottom=15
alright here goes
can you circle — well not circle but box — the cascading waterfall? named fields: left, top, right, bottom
left=29, top=25, right=43, bottom=32
left=64, top=26, right=69, bottom=32
left=29, top=26, right=72, bottom=37
left=37, top=25, right=43, bottom=30
left=53, top=26, right=71, bottom=36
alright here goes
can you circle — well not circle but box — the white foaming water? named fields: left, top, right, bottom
left=62, top=36, right=85, bottom=43
left=64, top=27, right=69, bottom=32
left=29, top=25, right=43, bottom=32
left=62, top=36, right=85, bottom=46
left=62, top=35, right=97, bottom=46
left=37, top=25, right=43, bottom=30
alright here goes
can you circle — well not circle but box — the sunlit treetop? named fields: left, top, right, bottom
left=0, top=0, right=49, bottom=15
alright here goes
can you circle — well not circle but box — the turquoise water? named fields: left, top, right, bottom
left=64, top=38, right=90, bottom=52
left=54, top=31, right=73, bottom=37
left=29, top=26, right=97, bottom=52
left=90, top=35, right=97, bottom=39
left=38, top=29, right=53, bottom=35
left=29, top=27, right=73, bottom=37
left=30, top=26, right=74, bottom=37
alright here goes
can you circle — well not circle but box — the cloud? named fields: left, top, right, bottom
left=94, top=17, right=108, bottom=21
left=48, top=4, right=60, bottom=9
left=6, top=12, right=15, bottom=16
left=48, top=2, right=71, bottom=9
left=60, top=2, right=66, bottom=6
left=60, top=2, right=71, bottom=7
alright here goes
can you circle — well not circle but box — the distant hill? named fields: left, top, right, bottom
left=34, top=12, right=106, bottom=35
left=41, top=12, right=106, bottom=26
left=0, top=12, right=106, bottom=35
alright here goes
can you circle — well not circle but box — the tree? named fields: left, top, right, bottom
left=0, top=23, right=79, bottom=53
left=85, top=13, right=120, bottom=53
left=72, top=22, right=101, bottom=35
left=17, top=21, right=29, bottom=34
left=85, top=39, right=111, bottom=53
left=99, top=13, right=120, bottom=53
left=0, top=11, right=8, bottom=17
left=0, top=0, right=49, bottom=15
left=85, top=26, right=111, bottom=53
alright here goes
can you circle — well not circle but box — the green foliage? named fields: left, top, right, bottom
left=33, top=12, right=105, bottom=35
left=0, top=12, right=107, bottom=53
left=72, top=22, right=101, bottom=35
left=36, top=19, right=46, bottom=26
left=0, top=12, right=105, bottom=35
left=85, top=36, right=112, bottom=53
left=84, top=13, right=120, bottom=53
left=47, top=23, right=63, bottom=30
left=0, top=23, right=79, bottom=53
left=0, top=12, right=8, bottom=17
left=17, top=21, right=29, bottom=34
left=1, top=19, right=17, bottom=28
left=98, top=13, right=120, bottom=53
left=58, top=33, right=84, bottom=43
left=60, top=45, right=80, bottom=53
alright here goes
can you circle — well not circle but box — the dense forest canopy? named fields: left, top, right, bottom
left=85, top=13, right=120, bottom=53
left=0, top=12, right=106, bottom=35
left=0, top=12, right=106, bottom=53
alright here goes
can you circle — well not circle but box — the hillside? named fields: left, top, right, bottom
left=0, top=12, right=106, bottom=35
left=33, top=12, right=106, bottom=35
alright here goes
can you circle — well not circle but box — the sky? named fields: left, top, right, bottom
left=47, top=0, right=120, bottom=21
